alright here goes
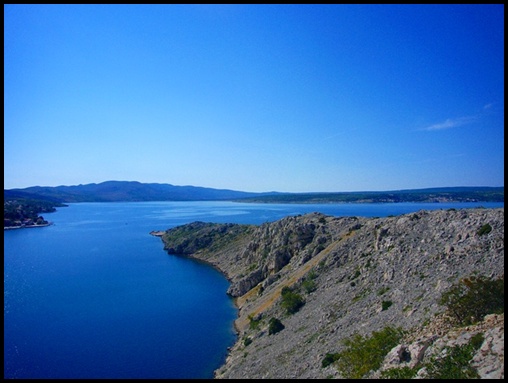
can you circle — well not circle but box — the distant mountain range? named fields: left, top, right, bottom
left=3, top=181, right=279, bottom=203
left=3, top=181, right=504, bottom=203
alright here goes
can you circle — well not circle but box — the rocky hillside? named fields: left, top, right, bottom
left=159, top=207, right=504, bottom=379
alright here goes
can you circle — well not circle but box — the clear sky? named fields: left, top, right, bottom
left=4, top=4, right=504, bottom=193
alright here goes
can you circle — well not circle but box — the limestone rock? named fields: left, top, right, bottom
left=159, top=207, right=504, bottom=379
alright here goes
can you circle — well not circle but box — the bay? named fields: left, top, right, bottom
left=3, top=200, right=503, bottom=378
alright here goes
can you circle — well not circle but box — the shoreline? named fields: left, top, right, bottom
left=4, top=222, right=52, bottom=230
left=154, top=242, right=243, bottom=377
left=150, top=230, right=242, bottom=330
left=171, top=251, right=242, bottom=377
left=180, top=253, right=243, bottom=374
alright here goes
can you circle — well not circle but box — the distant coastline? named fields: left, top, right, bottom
left=232, top=187, right=504, bottom=204
left=4, top=182, right=504, bottom=229
left=4, top=222, right=52, bottom=230
left=4, top=182, right=504, bottom=204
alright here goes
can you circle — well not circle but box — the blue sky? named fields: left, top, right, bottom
left=4, top=4, right=504, bottom=192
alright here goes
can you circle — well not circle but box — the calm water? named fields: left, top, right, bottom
left=4, top=201, right=503, bottom=378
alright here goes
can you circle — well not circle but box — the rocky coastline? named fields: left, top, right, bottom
left=158, top=207, right=504, bottom=379
left=4, top=222, right=52, bottom=230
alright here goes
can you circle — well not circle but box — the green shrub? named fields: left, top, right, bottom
left=470, top=332, right=485, bottom=350
left=321, top=352, right=340, bottom=368
left=439, top=275, right=504, bottom=325
left=243, top=337, right=252, bottom=347
left=381, top=300, right=393, bottom=311
left=477, top=223, right=492, bottom=236
left=281, top=286, right=305, bottom=314
left=302, top=278, right=317, bottom=294
left=425, top=333, right=483, bottom=379
left=268, top=317, right=285, bottom=335
left=335, top=326, right=404, bottom=379
left=380, top=334, right=485, bottom=379
left=248, top=314, right=261, bottom=330
left=380, top=366, right=419, bottom=379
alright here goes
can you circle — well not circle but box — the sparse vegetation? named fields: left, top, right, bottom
left=302, top=270, right=318, bottom=294
left=381, top=300, right=393, bottom=311
left=425, top=333, right=484, bottom=379
left=268, top=318, right=285, bottom=335
left=162, top=221, right=254, bottom=255
left=410, top=213, right=420, bottom=220
left=349, top=223, right=362, bottom=232
left=321, top=352, right=340, bottom=368
left=248, top=314, right=261, bottom=330
left=350, top=269, right=361, bottom=280
left=477, top=223, right=492, bottom=236
left=439, top=275, right=504, bottom=325
left=280, top=286, right=305, bottom=315
left=378, top=328, right=486, bottom=379
left=335, top=326, right=404, bottom=379
left=380, top=365, right=419, bottom=379
left=302, top=278, right=317, bottom=294
left=352, top=288, right=371, bottom=303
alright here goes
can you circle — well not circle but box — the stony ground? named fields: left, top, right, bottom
left=160, top=207, right=504, bottom=379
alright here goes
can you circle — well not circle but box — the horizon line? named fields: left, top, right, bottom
left=4, top=180, right=504, bottom=195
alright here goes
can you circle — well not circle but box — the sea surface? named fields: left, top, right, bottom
left=4, top=200, right=503, bottom=378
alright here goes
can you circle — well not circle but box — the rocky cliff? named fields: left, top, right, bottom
left=159, top=207, right=504, bottom=379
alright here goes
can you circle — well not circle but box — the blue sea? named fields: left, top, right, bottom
left=4, top=201, right=503, bottom=379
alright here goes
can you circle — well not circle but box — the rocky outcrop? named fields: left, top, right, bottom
left=373, top=313, right=504, bottom=379
left=159, top=207, right=504, bottom=379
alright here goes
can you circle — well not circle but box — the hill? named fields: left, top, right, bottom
left=158, top=207, right=504, bottom=379
left=4, top=182, right=503, bottom=203
left=4, top=181, right=279, bottom=202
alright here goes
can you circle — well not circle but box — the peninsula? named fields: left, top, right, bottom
left=3, top=197, right=65, bottom=229
left=158, top=207, right=504, bottom=379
